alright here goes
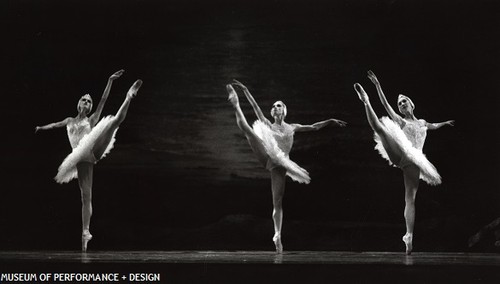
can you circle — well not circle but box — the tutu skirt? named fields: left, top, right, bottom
left=55, top=116, right=118, bottom=184
left=252, top=120, right=310, bottom=184
left=374, top=116, right=441, bottom=185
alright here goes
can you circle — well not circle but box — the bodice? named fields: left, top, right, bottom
left=271, top=123, right=294, bottom=155
left=402, top=119, right=427, bottom=150
left=66, top=118, right=91, bottom=149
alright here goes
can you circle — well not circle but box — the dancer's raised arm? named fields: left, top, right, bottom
left=89, top=69, right=124, bottom=127
left=292, top=118, right=347, bottom=132
left=426, top=120, right=455, bottom=130
left=35, top=118, right=71, bottom=133
left=367, top=70, right=403, bottom=125
left=232, top=79, right=271, bottom=126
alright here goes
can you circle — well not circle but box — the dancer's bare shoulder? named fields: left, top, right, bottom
left=418, top=119, right=427, bottom=126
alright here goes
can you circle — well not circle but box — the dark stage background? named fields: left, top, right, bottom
left=1, top=0, right=499, bottom=253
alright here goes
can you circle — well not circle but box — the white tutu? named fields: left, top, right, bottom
left=374, top=116, right=441, bottom=185
left=252, top=120, right=310, bottom=184
left=55, top=116, right=118, bottom=184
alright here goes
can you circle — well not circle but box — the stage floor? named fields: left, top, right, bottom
left=1, top=251, right=499, bottom=283
left=1, top=250, right=499, bottom=266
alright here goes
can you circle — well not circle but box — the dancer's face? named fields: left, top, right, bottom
left=397, top=95, right=413, bottom=114
left=271, top=101, right=286, bottom=118
left=78, top=95, right=93, bottom=115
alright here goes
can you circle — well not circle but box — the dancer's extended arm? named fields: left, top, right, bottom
left=426, top=120, right=454, bottom=130
left=367, top=70, right=403, bottom=125
left=293, top=118, right=347, bottom=132
left=232, top=80, right=272, bottom=126
left=35, top=118, right=71, bottom=133
left=89, top=69, right=124, bottom=127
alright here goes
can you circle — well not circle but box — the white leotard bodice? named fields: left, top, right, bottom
left=401, top=119, right=427, bottom=150
left=270, top=123, right=294, bottom=155
left=66, top=118, right=91, bottom=149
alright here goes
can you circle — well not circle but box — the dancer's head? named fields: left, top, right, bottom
left=397, top=94, right=414, bottom=114
left=77, top=94, right=93, bottom=115
left=271, top=101, right=287, bottom=120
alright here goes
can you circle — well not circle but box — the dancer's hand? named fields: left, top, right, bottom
left=35, top=126, right=40, bottom=133
left=445, top=120, right=455, bottom=126
left=330, top=119, right=347, bottom=127
left=110, top=69, right=125, bottom=81
left=226, top=84, right=236, bottom=94
left=367, top=70, right=379, bottom=85
left=227, top=84, right=239, bottom=106
left=232, top=79, right=248, bottom=90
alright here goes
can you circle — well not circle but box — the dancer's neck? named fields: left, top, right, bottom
left=273, top=116, right=284, bottom=125
left=76, top=112, right=88, bottom=120
left=403, top=113, right=417, bottom=121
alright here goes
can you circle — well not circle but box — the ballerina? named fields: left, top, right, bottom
left=35, top=69, right=143, bottom=252
left=227, top=80, right=347, bottom=253
left=354, top=70, right=454, bottom=254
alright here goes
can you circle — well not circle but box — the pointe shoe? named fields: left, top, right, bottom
left=402, top=234, right=413, bottom=255
left=354, top=83, right=369, bottom=104
left=127, top=79, right=143, bottom=99
left=273, top=234, right=283, bottom=254
left=227, top=84, right=239, bottom=105
left=82, top=231, right=93, bottom=252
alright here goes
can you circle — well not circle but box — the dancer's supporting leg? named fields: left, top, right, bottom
left=403, top=165, right=420, bottom=255
left=271, top=167, right=286, bottom=253
left=77, top=162, right=93, bottom=252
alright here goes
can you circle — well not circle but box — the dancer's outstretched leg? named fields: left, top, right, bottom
left=271, top=167, right=286, bottom=253
left=354, top=83, right=403, bottom=164
left=77, top=162, right=93, bottom=252
left=92, top=80, right=143, bottom=159
left=227, top=84, right=269, bottom=165
left=354, top=83, right=385, bottom=133
left=402, top=165, right=420, bottom=255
